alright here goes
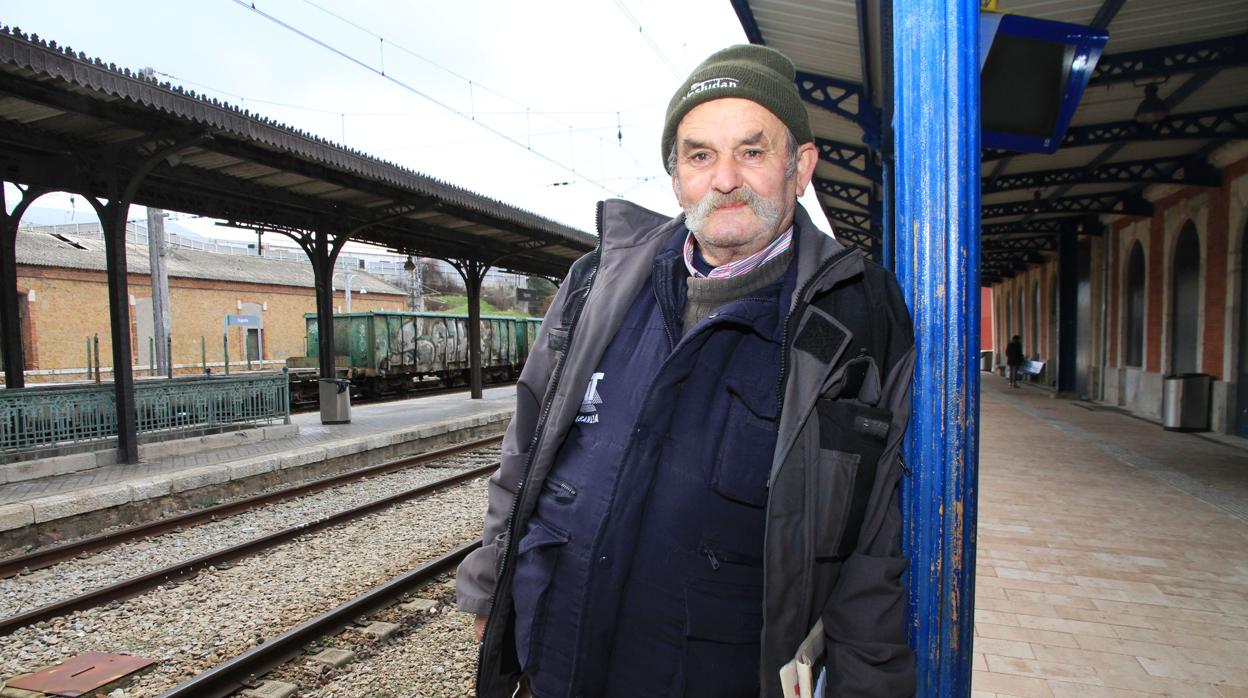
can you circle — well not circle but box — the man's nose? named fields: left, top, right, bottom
left=711, top=156, right=743, bottom=193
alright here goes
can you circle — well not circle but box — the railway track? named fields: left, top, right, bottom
left=0, top=456, right=493, bottom=696
left=0, top=436, right=502, bottom=636
left=0, top=462, right=495, bottom=636
left=0, top=435, right=503, bottom=581
left=157, top=540, right=479, bottom=698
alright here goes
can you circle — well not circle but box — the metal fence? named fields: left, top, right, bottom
left=0, top=371, right=290, bottom=459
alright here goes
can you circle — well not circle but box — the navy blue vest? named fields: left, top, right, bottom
left=512, top=229, right=795, bottom=698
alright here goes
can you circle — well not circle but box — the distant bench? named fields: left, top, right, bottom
left=1020, top=360, right=1045, bottom=380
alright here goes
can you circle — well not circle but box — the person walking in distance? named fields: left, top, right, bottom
left=457, top=45, right=917, bottom=698
left=1006, top=334, right=1024, bottom=388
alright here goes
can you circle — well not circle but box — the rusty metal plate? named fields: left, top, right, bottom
left=6, top=651, right=156, bottom=697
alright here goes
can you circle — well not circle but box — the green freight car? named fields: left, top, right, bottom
left=290, top=311, right=543, bottom=401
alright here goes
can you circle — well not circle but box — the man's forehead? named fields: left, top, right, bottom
left=676, top=98, right=786, bottom=148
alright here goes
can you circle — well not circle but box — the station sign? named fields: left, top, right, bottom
left=515, top=288, right=542, bottom=302
left=226, top=314, right=262, bottom=327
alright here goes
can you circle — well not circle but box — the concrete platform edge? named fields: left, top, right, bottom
left=0, top=409, right=510, bottom=554
left=0, top=423, right=301, bottom=484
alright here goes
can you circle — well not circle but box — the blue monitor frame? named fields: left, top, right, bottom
left=980, top=13, right=1109, bottom=154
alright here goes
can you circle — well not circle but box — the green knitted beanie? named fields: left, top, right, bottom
left=661, top=44, right=813, bottom=174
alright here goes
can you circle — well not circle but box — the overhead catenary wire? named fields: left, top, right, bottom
left=150, top=71, right=656, bottom=119
left=611, top=0, right=681, bottom=78
left=230, top=0, right=624, bottom=196
left=154, top=65, right=662, bottom=192
left=376, top=120, right=660, bottom=154
left=295, top=0, right=660, bottom=175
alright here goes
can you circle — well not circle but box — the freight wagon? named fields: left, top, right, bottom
left=287, top=311, right=543, bottom=405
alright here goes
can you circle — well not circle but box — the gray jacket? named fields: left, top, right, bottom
left=458, top=199, right=917, bottom=697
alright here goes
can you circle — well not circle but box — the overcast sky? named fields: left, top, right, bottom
left=3, top=0, right=831, bottom=249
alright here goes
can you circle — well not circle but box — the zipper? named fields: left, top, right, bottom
left=477, top=200, right=603, bottom=685
left=699, top=544, right=721, bottom=570
left=767, top=245, right=859, bottom=644
left=653, top=281, right=676, bottom=350
left=543, top=478, right=578, bottom=503
left=699, top=543, right=763, bottom=570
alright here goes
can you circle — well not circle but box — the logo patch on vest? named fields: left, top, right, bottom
left=576, top=372, right=605, bottom=424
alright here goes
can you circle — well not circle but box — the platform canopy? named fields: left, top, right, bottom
left=0, top=25, right=601, bottom=462
left=0, top=26, right=597, bottom=278
left=732, top=0, right=1248, bottom=283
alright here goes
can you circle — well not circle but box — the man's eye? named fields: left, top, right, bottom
left=689, top=152, right=710, bottom=162
left=741, top=149, right=764, bottom=160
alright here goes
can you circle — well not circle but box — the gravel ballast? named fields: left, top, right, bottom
left=0, top=448, right=498, bottom=620
left=0, top=476, right=490, bottom=697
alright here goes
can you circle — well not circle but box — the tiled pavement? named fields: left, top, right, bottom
left=0, top=386, right=515, bottom=506
left=972, top=375, right=1248, bottom=698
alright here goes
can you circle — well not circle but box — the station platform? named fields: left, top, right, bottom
left=2, top=375, right=1244, bottom=695
left=0, top=387, right=515, bottom=554
left=973, top=375, right=1248, bottom=697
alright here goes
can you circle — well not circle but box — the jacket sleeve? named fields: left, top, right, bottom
left=454, top=273, right=579, bottom=616
left=821, top=277, right=917, bottom=697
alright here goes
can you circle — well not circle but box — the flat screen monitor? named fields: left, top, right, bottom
left=981, top=13, right=1108, bottom=154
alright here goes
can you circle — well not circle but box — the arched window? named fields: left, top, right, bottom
left=998, top=297, right=1005, bottom=358
left=1017, top=287, right=1025, bottom=350
left=1049, top=274, right=1057, bottom=370
left=1170, top=223, right=1201, bottom=375
left=1125, top=242, right=1145, bottom=367
left=1005, top=295, right=1012, bottom=341
left=1032, top=281, right=1040, bottom=358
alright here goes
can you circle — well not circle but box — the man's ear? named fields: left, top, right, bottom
left=794, top=142, right=818, bottom=195
left=671, top=173, right=681, bottom=202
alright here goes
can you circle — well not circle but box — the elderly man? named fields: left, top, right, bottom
left=458, top=45, right=916, bottom=698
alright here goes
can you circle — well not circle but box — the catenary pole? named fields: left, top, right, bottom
left=147, top=208, right=172, bottom=377
left=892, top=0, right=981, bottom=695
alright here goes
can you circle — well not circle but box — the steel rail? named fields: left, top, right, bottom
left=156, top=539, right=480, bottom=698
left=0, top=434, right=503, bottom=578
left=0, top=462, right=496, bottom=636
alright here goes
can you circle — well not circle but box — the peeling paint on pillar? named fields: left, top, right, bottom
left=892, top=0, right=981, bottom=694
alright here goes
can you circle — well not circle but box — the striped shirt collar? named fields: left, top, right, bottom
left=683, top=226, right=794, bottom=279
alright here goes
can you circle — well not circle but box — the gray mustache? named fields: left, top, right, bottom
left=690, top=188, right=764, bottom=219
left=685, top=187, right=779, bottom=232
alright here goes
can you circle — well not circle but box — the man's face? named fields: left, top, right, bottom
left=671, top=98, right=816, bottom=266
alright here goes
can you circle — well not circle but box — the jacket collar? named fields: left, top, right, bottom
left=789, top=204, right=863, bottom=306
left=598, top=198, right=680, bottom=256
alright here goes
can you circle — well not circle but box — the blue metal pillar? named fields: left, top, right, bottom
left=892, top=0, right=981, bottom=695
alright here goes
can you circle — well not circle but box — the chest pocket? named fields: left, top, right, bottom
left=813, top=398, right=891, bottom=559
left=712, top=376, right=779, bottom=508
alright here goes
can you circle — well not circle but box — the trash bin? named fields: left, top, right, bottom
left=980, top=350, right=993, bottom=372
left=319, top=378, right=352, bottom=424
left=1161, top=373, right=1212, bottom=432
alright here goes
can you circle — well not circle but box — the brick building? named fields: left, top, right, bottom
left=5, top=229, right=406, bottom=383
left=988, top=145, right=1248, bottom=436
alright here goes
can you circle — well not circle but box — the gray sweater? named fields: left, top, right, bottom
left=682, top=247, right=793, bottom=337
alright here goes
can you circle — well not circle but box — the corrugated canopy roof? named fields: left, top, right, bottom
left=0, top=27, right=597, bottom=279
left=731, top=0, right=1248, bottom=283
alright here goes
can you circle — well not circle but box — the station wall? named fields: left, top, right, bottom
left=13, top=266, right=405, bottom=382
left=988, top=147, right=1248, bottom=436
